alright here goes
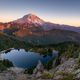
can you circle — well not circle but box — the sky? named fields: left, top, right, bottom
left=0, top=0, right=80, bottom=26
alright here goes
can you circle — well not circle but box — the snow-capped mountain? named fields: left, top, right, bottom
left=14, top=13, right=44, bottom=26
left=12, top=13, right=80, bottom=33
left=0, top=13, right=80, bottom=33
left=0, top=13, right=80, bottom=44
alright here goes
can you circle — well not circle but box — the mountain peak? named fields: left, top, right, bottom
left=26, top=13, right=37, bottom=16
left=14, top=13, right=44, bottom=25
left=23, top=13, right=37, bottom=18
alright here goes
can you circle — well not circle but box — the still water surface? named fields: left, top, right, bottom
left=1, top=49, right=57, bottom=68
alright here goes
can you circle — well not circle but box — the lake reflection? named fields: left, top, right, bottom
left=1, top=49, right=56, bottom=68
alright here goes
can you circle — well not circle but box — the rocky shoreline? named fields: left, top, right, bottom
left=0, top=58, right=80, bottom=80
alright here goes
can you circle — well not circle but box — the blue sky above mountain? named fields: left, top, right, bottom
left=0, top=0, right=80, bottom=26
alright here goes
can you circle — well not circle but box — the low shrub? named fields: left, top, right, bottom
left=41, top=72, right=54, bottom=79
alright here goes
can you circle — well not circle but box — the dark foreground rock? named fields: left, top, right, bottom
left=0, top=58, right=80, bottom=80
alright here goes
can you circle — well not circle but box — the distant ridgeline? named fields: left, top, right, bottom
left=0, top=31, right=80, bottom=59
